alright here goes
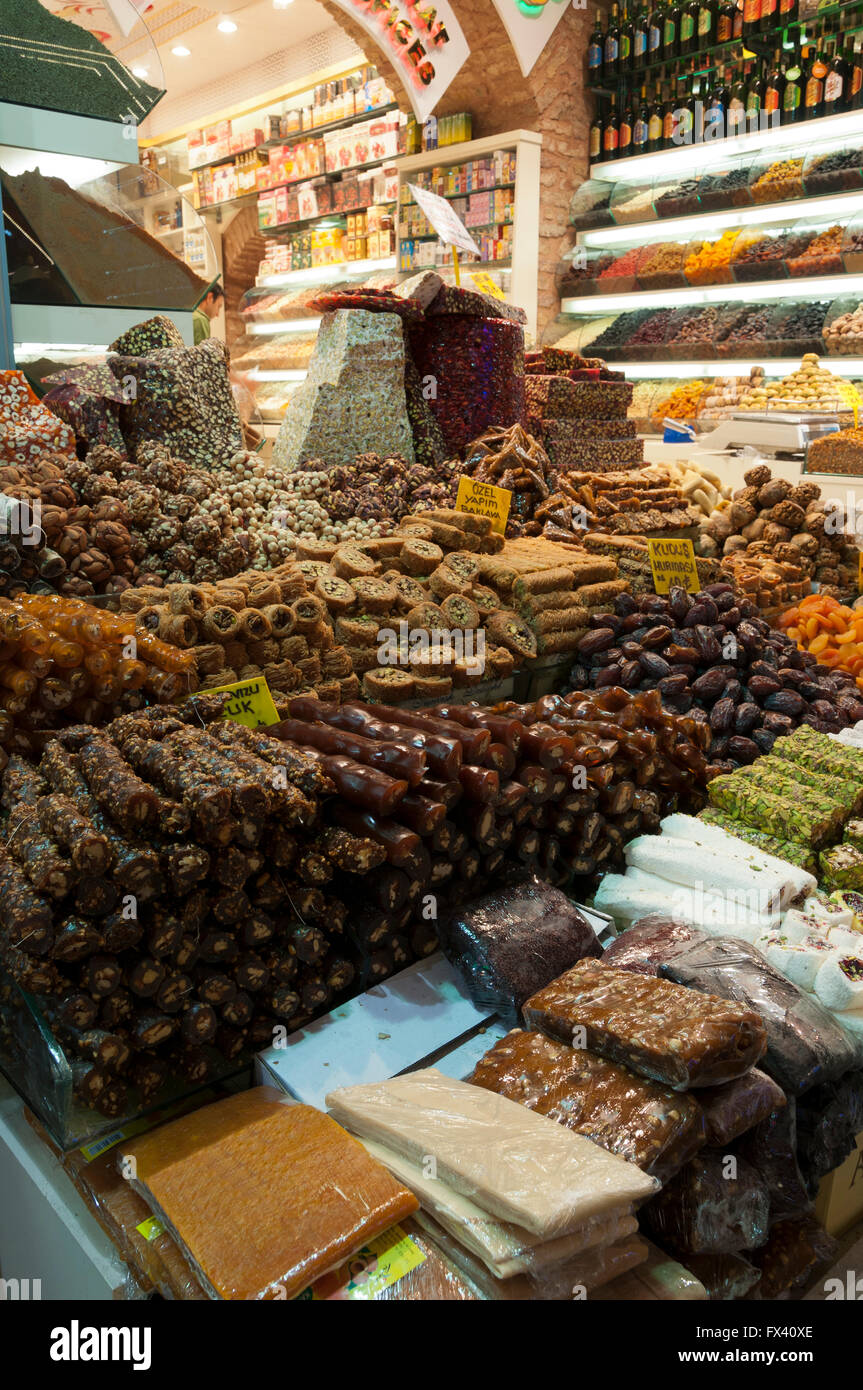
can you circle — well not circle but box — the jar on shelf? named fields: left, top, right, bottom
left=609, top=179, right=659, bottom=226
left=748, top=153, right=805, bottom=205
left=569, top=178, right=616, bottom=231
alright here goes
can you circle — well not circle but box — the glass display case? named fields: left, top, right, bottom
left=0, top=966, right=248, bottom=1150
left=3, top=0, right=165, bottom=124
left=568, top=178, right=615, bottom=232
left=803, top=139, right=863, bottom=197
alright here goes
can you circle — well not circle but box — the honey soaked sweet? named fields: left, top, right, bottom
left=0, top=593, right=197, bottom=759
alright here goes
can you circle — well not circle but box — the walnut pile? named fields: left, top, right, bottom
left=698, top=463, right=860, bottom=602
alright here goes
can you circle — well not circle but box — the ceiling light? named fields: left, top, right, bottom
left=171, top=45, right=191, bottom=56
left=273, top=0, right=295, bottom=8
left=131, top=65, right=148, bottom=78
left=217, top=18, right=238, bottom=31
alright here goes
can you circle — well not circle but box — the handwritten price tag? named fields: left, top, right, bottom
left=408, top=183, right=480, bottom=255
left=456, top=476, right=512, bottom=535
left=187, top=676, right=279, bottom=728
left=648, top=538, right=699, bottom=595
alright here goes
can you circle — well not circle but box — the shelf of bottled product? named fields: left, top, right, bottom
left=590, top=106, right=863, bottom=178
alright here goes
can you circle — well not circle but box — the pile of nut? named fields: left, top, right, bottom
left=567, top=582, right=863, bottom=772
left=698, top=463, right=860, bottom=600
left=52, top=442, right=248, bottom=595
left=208, top=451, right=462, bottom=568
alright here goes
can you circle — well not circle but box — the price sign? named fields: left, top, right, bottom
left=470, top=271, right=506, bottom=301
left=408, top=183, right=480, bottom=255
left=456, top=476, right=512, bottom=535
left=186, top=676, right=279, bottom=729
left=648, top=538, right=699, bottom=595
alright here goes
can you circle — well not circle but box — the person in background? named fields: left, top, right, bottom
left=194, top=281, right=225, bottom=344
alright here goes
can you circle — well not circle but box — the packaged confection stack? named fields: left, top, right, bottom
left=470, top=936, right=837, bottom=1300
left=524, top=347, right=643, bottom=475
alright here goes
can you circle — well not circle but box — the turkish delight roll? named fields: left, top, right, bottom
left=707, top=780, right=843, bottom=848
left=523, top=959, right=767, bottom=1091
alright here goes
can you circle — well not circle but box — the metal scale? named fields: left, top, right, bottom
left=696, top=411, right=844, bottom=459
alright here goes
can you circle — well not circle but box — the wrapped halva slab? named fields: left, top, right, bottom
left=414, top=1211, right=647, bottom=1300
left=602, top=915, right=709, bottom=977
left=117, top=1087, right=418, bottom=1300
left=661, top=936, right=858, bottom=1096
left=467, top=1029, right=706, bottom=1183
left=359, top=1136, right=638, bottom=1280
left=642, top=1150, right=770, bottom=1256
left=326, top=1068, right=657, bottom=1239
left=695, top=1067, right=786, bottom=1147
left=523, top=959, right=767, bottom=1091
left=437, top=875, right=601, bottom=1023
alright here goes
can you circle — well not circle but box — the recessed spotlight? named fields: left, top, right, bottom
left=132, top=65, right=148, bottom=77
left=273, top=0, right=294, bottom=8
left=217, top=18, right=238, bottom=31
left=171, top=44, right=191, bottom=56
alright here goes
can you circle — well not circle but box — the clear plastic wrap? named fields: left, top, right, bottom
left=437, top=876, right=602, bottom=1023
left=325, top=1068, right=658, bottom=1240
left=370, top=1221, right=478, bottom=1300
left=360, top=1135, right=639, bottom=1278
left=414, top=1211, right=648, bottom=1300
left=643, top=1150, right=770, bottom=1256
left=602, top=915, right=710, bottom=977
left=64, top=1139, right=207, bottom=1299
left=467, top=1029, right=706, bottom=1184
left=117, top=1087, right=419, bottom=1300
left=523, top=959, right=768, bottom=1092
left=297, top=1219, right=478, bottom=1301
left=696, top=1068, right=786, bottom=1147
left=750, top=1214, right=838, bottom=1299
left=737, top=1098, right=811, bottom=1225
left=681, top=1252, right=762, bottom=1301
left=660, top=936, right=859, bottom=1098
left=795, top=1068, right=863, bottom=1194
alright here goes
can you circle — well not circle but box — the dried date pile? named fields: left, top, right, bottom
left=567, top=582, right=863, bottom=772
left=698, top=464, right=859, bottom=602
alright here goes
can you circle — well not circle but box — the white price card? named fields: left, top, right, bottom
left=407, top=183, right=480, bottom=255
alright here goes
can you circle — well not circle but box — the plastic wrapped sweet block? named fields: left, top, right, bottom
left=297, top=1219, right=478, bottom=1301
left=437, top=876, right=602, bottom=1023
left=795, top=1069, right=863, bottom=1192
left=467, top=1029, right=706, bottom=1183
left=642, top=1150, right=770, bottom=1256
left=750, top=1214, right=837, bottom=1299
left=523, top=959, right=768, bottom=1091
left=737, top=1098, right=811, bottom=1224
left=117, top=1087, right=418, bottom=1300
left=660, top=936, right=859, bottom=1097
left=413, top=1210, right=648, bottom=1300
left=56, top=1132, right=206, bottom=1299
left=695, top=1068, right=786, bottom=1147
left=591, top=1238, right=709, bottom=1301
left=326, top=1068, right=658, bottom=1239
left=366, top=1221, right=478, bottom=1300
left=360, top=1136, right=638, bottom=1279
left=408, top=316, right=526, bottom=453
left=681, top=1253, right=762, bottom=1301
left=602, top=915, right=710, bottom=977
